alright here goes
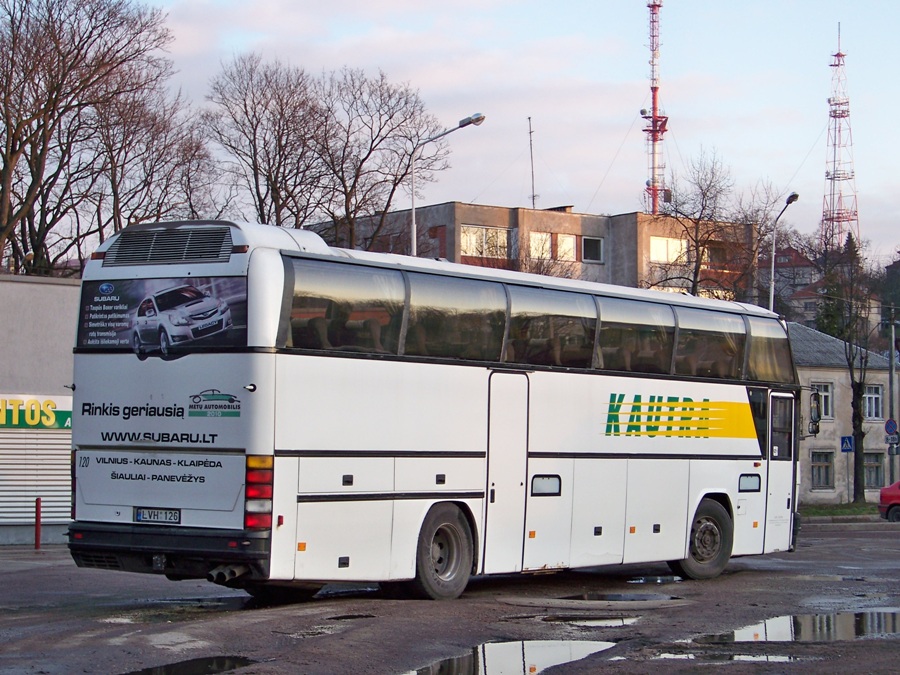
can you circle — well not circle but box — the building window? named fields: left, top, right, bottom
left=810, top=382, right=833, bottom=418
left=529, top=231, right=552, bottom=260
left=803, top=301, right=817, bottom=312
left=864, top=385, right=883, bottom=420
left=864, top=452, right=884, bottom=489
left=583, top=237, right=604, bottom=263
left=704, top=244, right=728, bottom=269
left=557, top=233, right=576, bottom=261
left=810, top=451, right=834, bottom=489
left=649, top=236, right=686, bottom=263
left=461, top=225, right=508, bottom=258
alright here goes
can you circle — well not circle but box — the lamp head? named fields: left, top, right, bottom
left=786, top=192, right=799, bottom=205
left=459, top=113, right=486, bottom=128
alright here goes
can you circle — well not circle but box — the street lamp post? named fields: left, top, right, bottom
left=410, top=113, right=485, bottom=257
left=890, top=310, right=898, bottom=484
left=768, top=191, right=799, bottom=312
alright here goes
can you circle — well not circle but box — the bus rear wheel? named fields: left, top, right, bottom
left=409, top=503, right=473, bottom=600
left=668, top=498, right=733, bottom=580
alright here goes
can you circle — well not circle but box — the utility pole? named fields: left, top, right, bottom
left=890, top=307, right=897, bottom=484
left=528, top=117, right=537, bottom=209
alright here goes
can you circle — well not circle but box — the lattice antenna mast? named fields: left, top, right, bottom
left=641, top=0, right=668, bottom=214
left=821, top=26, right=860, bottom=249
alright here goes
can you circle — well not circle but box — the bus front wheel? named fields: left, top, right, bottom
left=409, top=503, right=473, bottom=600
left=668, top=498, right=733, bottom=580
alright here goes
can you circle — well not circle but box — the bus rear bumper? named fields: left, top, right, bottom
left=67, top=521, right=271, bottom=581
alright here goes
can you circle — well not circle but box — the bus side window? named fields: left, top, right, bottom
left=597, top=297, right=675, bottom=374
left=406, top=274, right=506, bottom=361
left=674, top=308, right=746, bottom=380
left=506, top=287, right=596, bottom=368
left=287, top=259, right=404, bottom=355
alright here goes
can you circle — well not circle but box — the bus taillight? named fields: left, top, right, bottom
left=245, top=456, right=273, bottom=530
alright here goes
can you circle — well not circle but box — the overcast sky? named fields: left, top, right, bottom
left=158, top=0, right=897, bottom=262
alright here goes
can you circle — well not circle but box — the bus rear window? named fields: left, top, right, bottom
left=77, top=277, right=247, bottom=353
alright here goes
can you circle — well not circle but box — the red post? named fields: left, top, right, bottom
left=34, top=497, right=42, bottom=550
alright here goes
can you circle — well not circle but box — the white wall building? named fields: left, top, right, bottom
left=790, top=322, right=897, bottom=505
left=0, top=275, right=79, bottom=544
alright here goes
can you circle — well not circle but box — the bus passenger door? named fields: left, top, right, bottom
left=764, top=393, right=796, bottom=552
left=482, top=372, right=529, bottom=574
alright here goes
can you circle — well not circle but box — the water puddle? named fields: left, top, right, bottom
left=121, top=655, right=256, bottom=675
left=652, top=653, right=800, bottom=663
left=627, top=575, right=682, bottom=585
left=563, top=592, right=675, bottom=602
left=694, top=609, right=900, bottom=643
left=542, top=615, right=639, bottom=627
left=410, top=640, right=615, bottom=674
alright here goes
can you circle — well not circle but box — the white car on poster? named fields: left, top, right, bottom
left=132, top=285, right=232, bottom=355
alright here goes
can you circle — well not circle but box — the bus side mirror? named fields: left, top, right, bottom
left=808, top=391, right=821, bottom=436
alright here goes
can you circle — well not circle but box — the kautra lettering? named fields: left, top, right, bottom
left=605, top=392, right=711, bottom=438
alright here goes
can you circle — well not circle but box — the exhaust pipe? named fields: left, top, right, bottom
left=207, top=564, right=250, bottom=584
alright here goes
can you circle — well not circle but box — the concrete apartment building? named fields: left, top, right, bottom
left=374, top=201, right=757, bottom=300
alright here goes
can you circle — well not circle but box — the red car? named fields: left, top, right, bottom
left=879, top=480, right=900, bottom=522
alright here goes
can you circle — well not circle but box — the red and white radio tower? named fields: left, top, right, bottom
left=641, top=0, right=668, bottom=214
left=821, top=28, right=860, bottom=248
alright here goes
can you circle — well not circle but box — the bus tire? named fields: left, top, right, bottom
left=409, top=503, right=473, bottom=600
left=668, top=498, right=733, bottom=580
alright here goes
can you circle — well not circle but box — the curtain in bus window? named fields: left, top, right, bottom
left=506, top=286, right=597, bottom=368
left=597, top=297, right=675, bottom=374
left=405, top=273, right=506, bottom=361
left=746, top=316, right=796, bottom=384
left=673, top=308, right=746, bottom=379
left=287, top=259, right=404, bottom=354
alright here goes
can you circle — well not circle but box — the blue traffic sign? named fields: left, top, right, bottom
left=885, top=418, right=898, bottom=435
left=840, top=436, right=854, bottom=453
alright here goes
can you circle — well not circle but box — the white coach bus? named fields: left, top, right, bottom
left=67, top=220, right=815, bottom=600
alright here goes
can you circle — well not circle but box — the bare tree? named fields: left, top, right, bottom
left=88, top=85, right=226, bottom=230
left=0, top=0, right=172, bottom=274
left=203, top=53, right=323, bottom=228
left=312, top=67, right=446, bottom=250
left=649, top=150, right=770, bottom=302
left=797, top=232, right=883, bottom=502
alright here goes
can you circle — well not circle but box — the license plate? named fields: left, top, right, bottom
left=197, top=318, right=220, bottom=330
left=134, top=507, right=181, bottom=524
